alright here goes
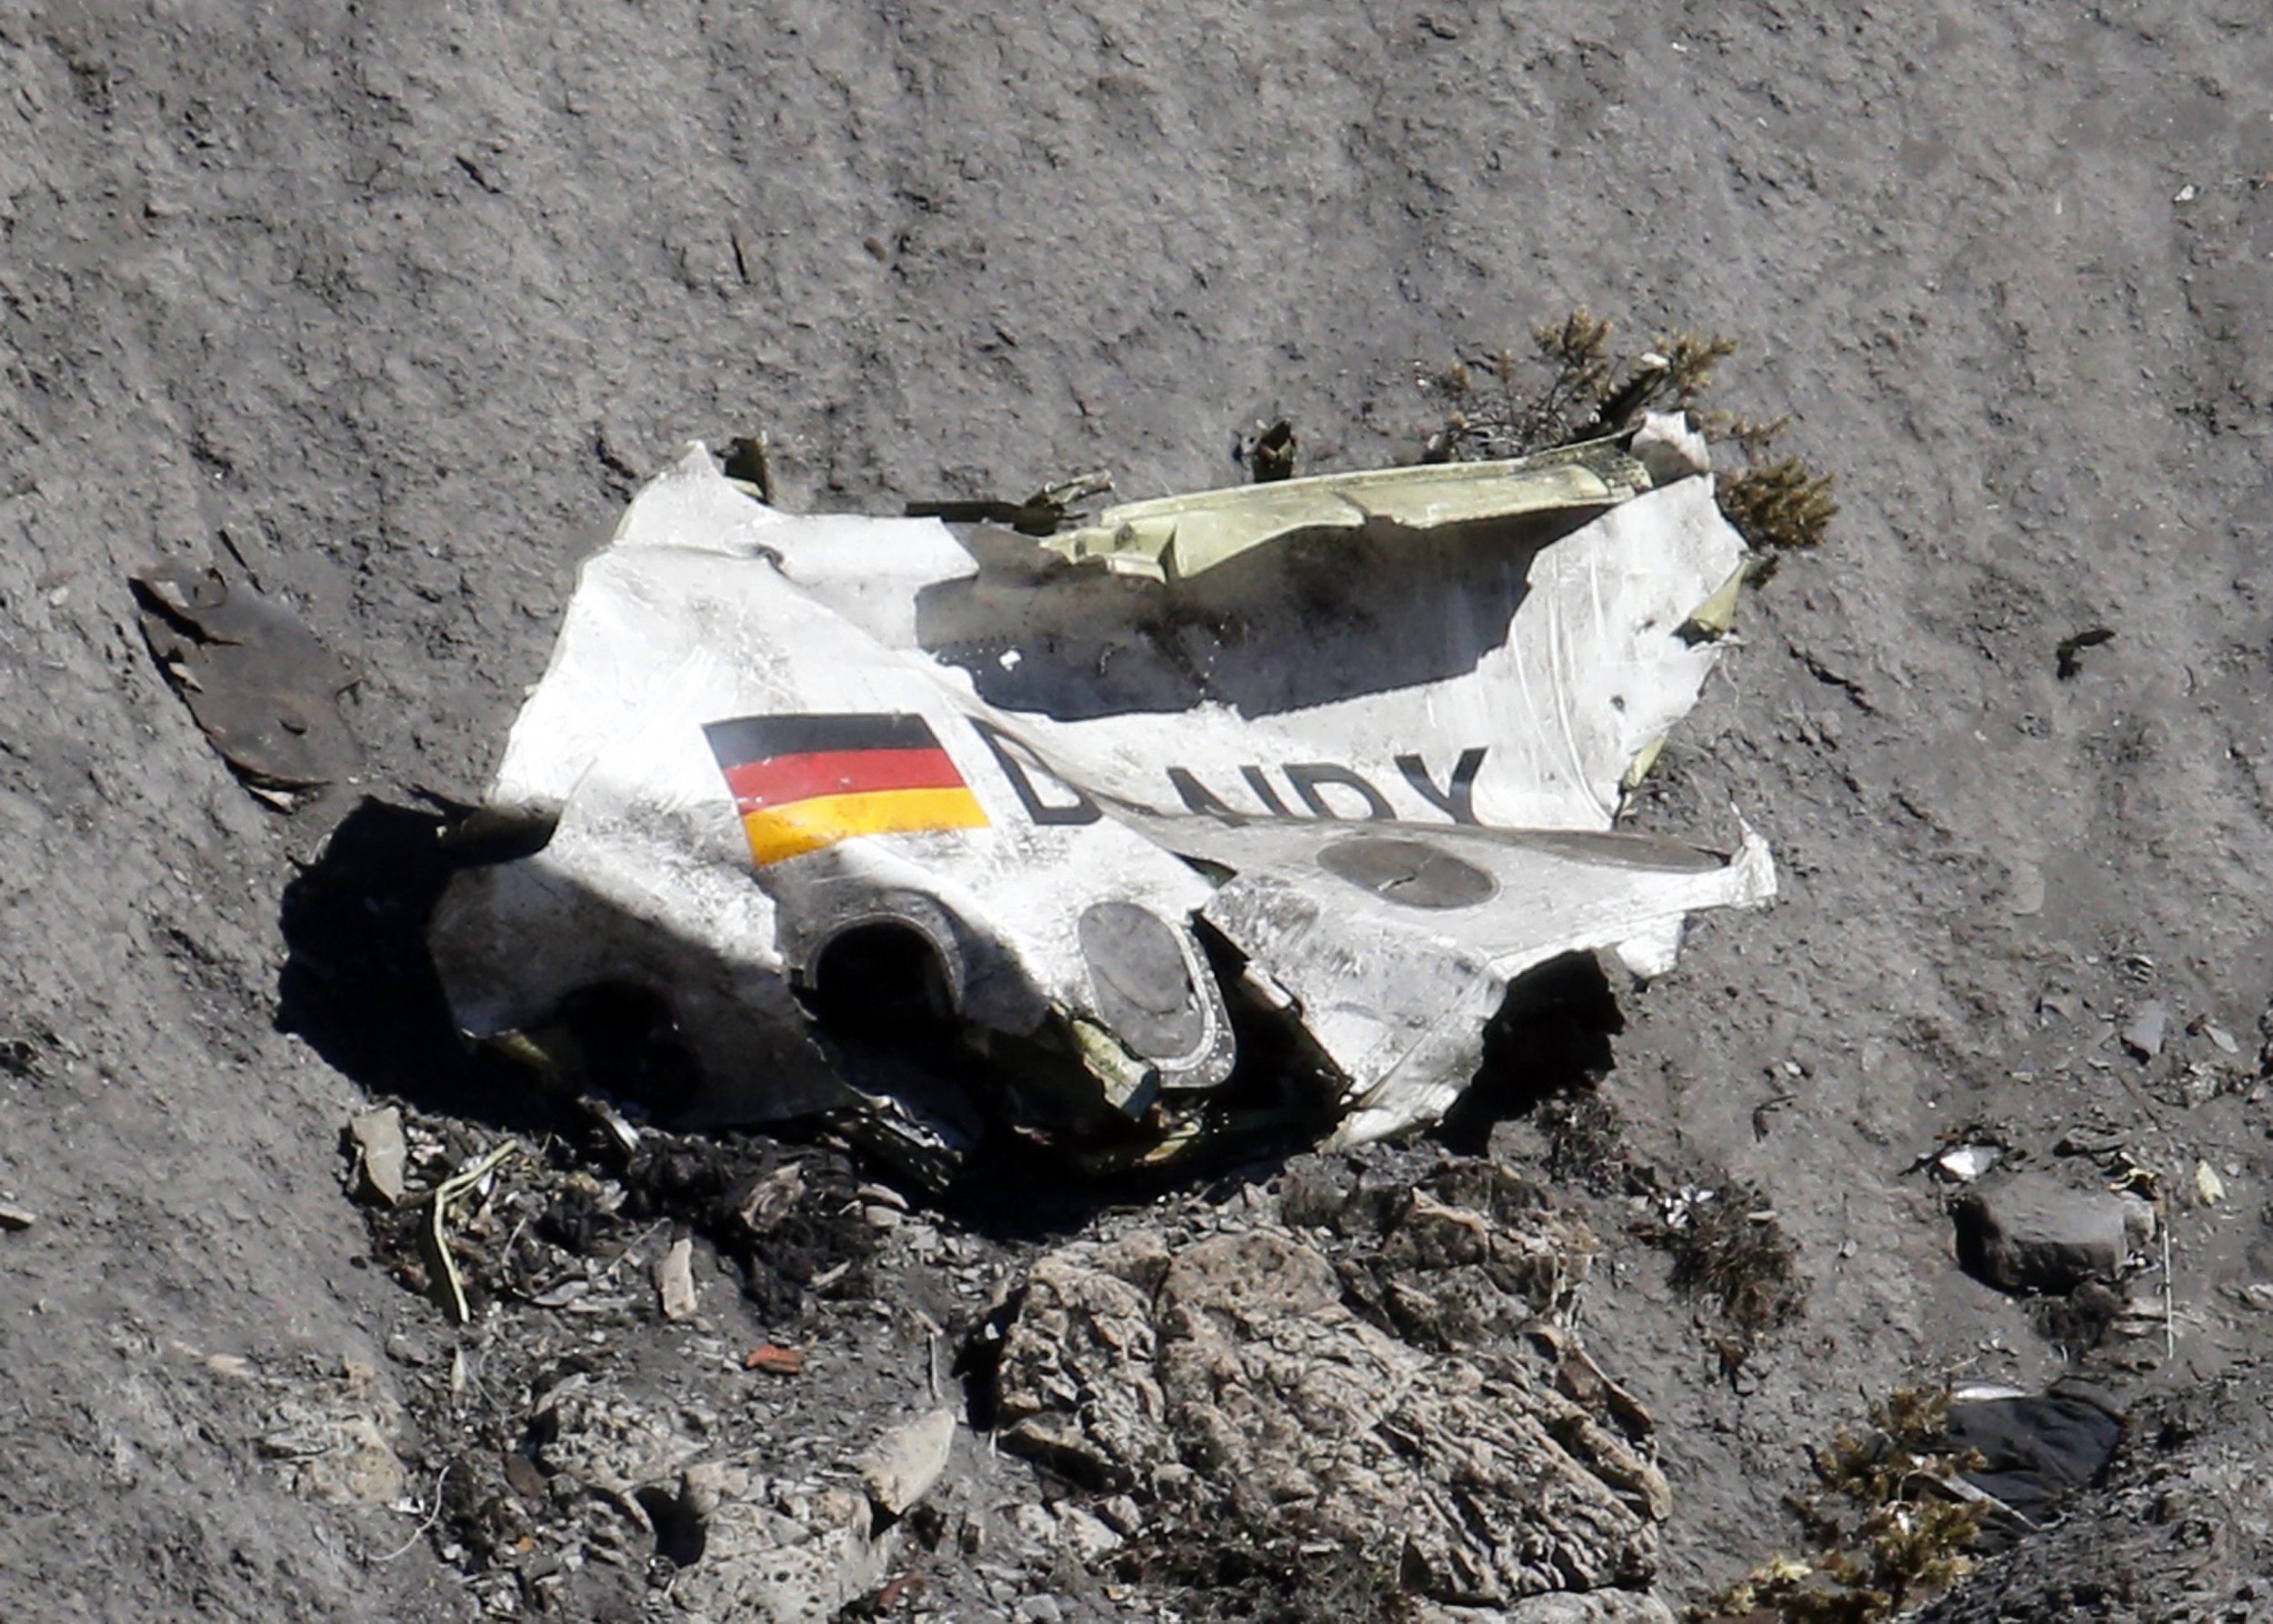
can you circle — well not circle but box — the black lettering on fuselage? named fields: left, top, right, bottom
left=1239, top=766, right=1296, bottom=818
left=974, top=730, right=1491, bottom=832
left=1284, top=762, right=1396, bottom=821
left=1169, top=767, right=1239, bottom=818
left=1396, top=747, right=1487, bottom=825
left=966, top=717, right=1101, bottom=826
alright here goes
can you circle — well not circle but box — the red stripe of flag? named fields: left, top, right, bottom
left=723, top=747, right=969, bottom=812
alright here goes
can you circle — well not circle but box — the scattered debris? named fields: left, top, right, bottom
left=346, top=1106, right=408, bottom=1207
left=1940, top=1381, right=2124, bottom=1536
left=904, top=470, right=1115, bottom=536
left=512, top=1376, right=948, bottom=1620
left=1241, top=417, right=1297, bottom=483
left=2055, top=625, right=2116, bottom=680
left=991, top=1163, right=1667, bottom=1608
left=245, top=1357, right=411, bottom=1508
left=0, top=1201, right=35, bottom=1231
left=130, top=558, right=361, bottom=798
left=654, top=1233, right=697, bottom=1320
left=346, top=1094, right=876, bottom=1357
left=1892, top=1380, right=2273, bottom=1623
left=746, top=1343, right=805, bottom=1375
left=424, top=1143, right=517, bottom=1324
left=1951, top=1172, right=2154, bottom=1295
left=1935, top=1143, right=2003, bottom=1183
left=2119, top=999, right=2167, bottom=1060
left=1495, top=1091, right=1801, bottom=1366
left=2030, top=1278, right=2131, bottom=1357
left=721, top=433, right=774, bottom=502
left=428, top=427, right=1775, bottom=1180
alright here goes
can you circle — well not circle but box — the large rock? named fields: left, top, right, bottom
left=993, top=1163, right=1666, bottom=1607
left=1952, top=1172, right=2154, bottom=1294
left=1422, top=1594, right=1676, bottom=1624
left=1507, top=1595, right=1678, bottom=1624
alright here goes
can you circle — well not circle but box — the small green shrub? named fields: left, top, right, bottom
left=1417, top=310, right=1836, bottom=572
left=1720, top=456, right=1838, bottom=556
left=1703, top=1388, right=1986, bottom=1623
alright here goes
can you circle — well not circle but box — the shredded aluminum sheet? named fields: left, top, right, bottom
left=430, top=420, right=1774, bottom=1176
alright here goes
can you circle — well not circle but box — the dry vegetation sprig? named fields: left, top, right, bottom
left=1661, top=1179, right=1805, bottom=1346
left=1417, top=308, right=1836, bottom=566
left=1720, top=456, right=1839, bottom=557
left=1531, top=1089, right=1804, bottom=1368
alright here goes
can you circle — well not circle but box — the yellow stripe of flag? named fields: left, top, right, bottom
left=738, top=786, right=988, bottom=865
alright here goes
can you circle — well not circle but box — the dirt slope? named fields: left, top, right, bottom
left=3, top=2, right=2269, bottom=1618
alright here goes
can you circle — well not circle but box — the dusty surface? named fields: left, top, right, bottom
left=5, top=1, right=2273, bottom=1619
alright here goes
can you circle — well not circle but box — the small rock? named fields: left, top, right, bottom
left=257, top=1363, right=410, bottom=1505
left=2230, top=1283, right=2273, bottom=1311
left=672, top=1474, right=884, bottom=1622
left=0, top=1201, right=35, bottom=1231
left=1015, top=1595, right=1065, bottom=1624
left=502, top=1450, right=547, bottom=1499
left=1954, top=1172, right=2154, bottom=1294
left=1008, top=1503, right=1057, bottom=1549
left=2120, top=1002, right=2167, bottom=1060
left=528, top=1278, right=592, bottom=1309
left=1095, top=1494, right=1145, bottom=1536
left=1057, top=1505, right=1122, bottom=1563
left=857, top=1408, right=956, bottom=1520
left=2194, top=1161, right=2226, bottom=1206
left=745, top=1343, right=804, bottom=1375
left=348, top=1107, right=407, bottom=1207
left=1276, top=1155, right=1356, bottom=1229
left=2205, top=1022, right=2240, bottom=1056
left=655, top=1237, right=697, bottom=1321
left=2175, top=1064, right=2222, bottom=1108
left=2055, top=1123, right=2126, bottom=1158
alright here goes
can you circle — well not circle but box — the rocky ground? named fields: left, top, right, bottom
left=5, top=2, right=2273, bottom=1619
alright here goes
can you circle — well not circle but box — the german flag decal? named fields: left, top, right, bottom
left=704, top=714, right=989, bottom=866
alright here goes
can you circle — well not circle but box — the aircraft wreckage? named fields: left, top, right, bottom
left=429, top=416, right=1776, bottom=1181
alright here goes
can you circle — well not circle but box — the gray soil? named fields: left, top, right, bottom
left=5, top=2, right=2271, bottom=1619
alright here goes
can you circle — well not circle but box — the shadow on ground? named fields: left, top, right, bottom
left=278, top=797, right=576, bottom=1135
left=277, top=798, right=1625, bottom=1241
